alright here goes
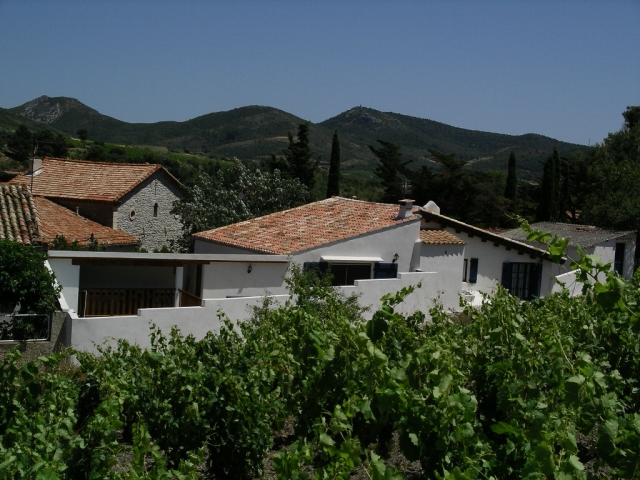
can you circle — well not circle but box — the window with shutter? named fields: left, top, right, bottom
left=468, top=258, right=478, bottom=283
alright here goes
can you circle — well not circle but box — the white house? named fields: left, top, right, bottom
left=502, top=222, right=636, bottom=280
left=47, top=197, right=635, bottom=355
left=418, top=202, right=569, bottom=300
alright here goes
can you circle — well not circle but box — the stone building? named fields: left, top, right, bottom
left=8, top=157, right=184, bottom=251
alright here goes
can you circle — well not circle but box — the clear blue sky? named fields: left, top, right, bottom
left=1, top=0, right=638, bottom=145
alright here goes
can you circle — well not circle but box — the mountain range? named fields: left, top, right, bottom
left=4, top=95, right=588, bottom=178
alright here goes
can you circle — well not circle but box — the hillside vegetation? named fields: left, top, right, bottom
left=8, top=96, right=587, bottom=179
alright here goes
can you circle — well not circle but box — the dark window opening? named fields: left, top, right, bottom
left=153, top=203, right=159, bottom=218
left=374, top=262, right=398, bottom=279
left=501, top=262, right=541, bottom=300
left=462, top=259, right=468, bottom=281
left=468, top=258, right=478, bottom=283
left=614, top=242, right=625, bottom=275
left=303, top=262, right=372, bottom=286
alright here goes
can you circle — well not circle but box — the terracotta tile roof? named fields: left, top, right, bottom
left=420, top=229, right=465, bottom=245
left=0, top=184, right=42, bottom=245
left=34, top=197, right=140, bottom=247
left=8, top=157, right=181, bottom=203
left=194, top=197, right=421, bottom=254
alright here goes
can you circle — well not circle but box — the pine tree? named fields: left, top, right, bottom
left=283, top=123, right=317, bottom=190
left=504, top=150, right=517, bottom=205
left=326, top=130, right=341, bottom=198
left=369, top=140, right=411, bottom=203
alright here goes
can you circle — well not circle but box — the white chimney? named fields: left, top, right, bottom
left=397, top=199, right=415, bottom=219
left=28, top=157, right=43, bottom=175
left=423, top=201, right=441, bottom=215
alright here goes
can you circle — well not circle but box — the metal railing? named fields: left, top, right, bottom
left=0, top=314, right=51, bottom=342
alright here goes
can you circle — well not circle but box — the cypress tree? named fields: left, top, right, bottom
left=535, top=148, right=560, bottom=222
left=326, top=129, right=341, bottom=198
left=504, top=150, right=517, bottom=206
left=283, top=123, right=317, bottom=190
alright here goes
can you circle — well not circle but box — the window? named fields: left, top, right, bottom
left=462, top=259, right=468, bottom=281
left=468, top=258, right=478, bottom=283
left=129, top=209, right=136, bottom=220
left=153, top=203, right=159, bottom=218
left=303, top=261, right=375, bottom=286
left=501, top=262, right=541, bottom=300
left=614, top=242, right=625, bottom=275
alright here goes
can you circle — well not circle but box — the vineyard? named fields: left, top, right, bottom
left=1, top=240, right=640, bottom=478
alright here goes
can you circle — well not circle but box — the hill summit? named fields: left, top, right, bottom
left=6, top=96, right=587, bottom=178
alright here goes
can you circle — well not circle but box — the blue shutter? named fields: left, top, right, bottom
left=528, top=263, right=542, bottom=298
left=374, top=262, right=398, bottom=279
left=501, top=262, right=512, bottom=291
left=469, top=258, right=478, bottom=283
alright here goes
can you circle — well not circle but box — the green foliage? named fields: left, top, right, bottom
left=282, top=123, right=319, bottom=190
left=411, top=154, right=508, bottom=227
left=535, top=147, right=561, bottom=222
left=0, top=240, right=60, bottom=314
left=172, top=159, right=309, bottom=250
left=574, top=106, right=640, bottom=231
left=369, top=140, right=412, bottom=203
left=326, top=129, right=341, bottom=198
left=2, top=234, right=640, bottom=478
left=504, top=150, right=517, bottom=206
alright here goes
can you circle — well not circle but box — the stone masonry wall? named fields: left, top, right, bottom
left=115, top=174, right=184, bottom=251
left=0, top=311, right=69, bottom=363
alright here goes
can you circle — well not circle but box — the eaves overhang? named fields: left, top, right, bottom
left=420, top=209, right=565, bottom=263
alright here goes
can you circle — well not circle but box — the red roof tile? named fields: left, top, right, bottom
left=8, top=157, right=181, bottom=203
left=194, top=197, right=420, bottom=254
left=35, top=197, right=139, bottom=247
left=420, top=229, right=465, bottom=245
left=0, top=185, right=42, bottom=245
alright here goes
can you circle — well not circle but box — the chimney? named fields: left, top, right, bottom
left=28, top=157, right=43, bottom=175
left=423, top=200, right=441, bottom=215
left=397, top=199, right=415, bottom=219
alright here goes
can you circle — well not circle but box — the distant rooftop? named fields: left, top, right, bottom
left=502, top=222, right=635, bottom=248
left=35, top=197, right=139, bottom=247
left=419, top=228, right=465, bottom=245
left=8, top=157, right=182, bottom=203
left=194, top=196, right=420, bottom=255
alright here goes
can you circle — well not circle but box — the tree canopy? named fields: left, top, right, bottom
left=575, top=106, right=640, bottom=231
left=369, top=140, right=411, bottom=203
left=282, top=122, right=318, bottom=190
left=172, top=159, right=309, bottom=250
left=0, top=240, right=60, bottom=314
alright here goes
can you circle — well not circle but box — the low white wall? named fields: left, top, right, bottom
left=70, top=271, right=456, bottom=355
left=201, top=261, right=290, bottom=298
left=552, top=270, right=584, bottom=296
left=47, top=258, right=80, bottom=313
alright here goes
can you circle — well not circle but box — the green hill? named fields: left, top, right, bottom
left=8, top=96, right=588, bottom=179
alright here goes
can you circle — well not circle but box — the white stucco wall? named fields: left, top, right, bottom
left=69, top=270, right=457, bottom=355
left=47, top=258, right=80, bottom=313
left=418, top=244, right=465, bottom=280
left=201, top=261, right=290, bottom=298
left=115, top=174, right=184, bottom=251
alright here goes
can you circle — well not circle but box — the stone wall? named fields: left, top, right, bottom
left=115, top=174, right=184, bottom=251
left=0, top=311, right=69, bottom=363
